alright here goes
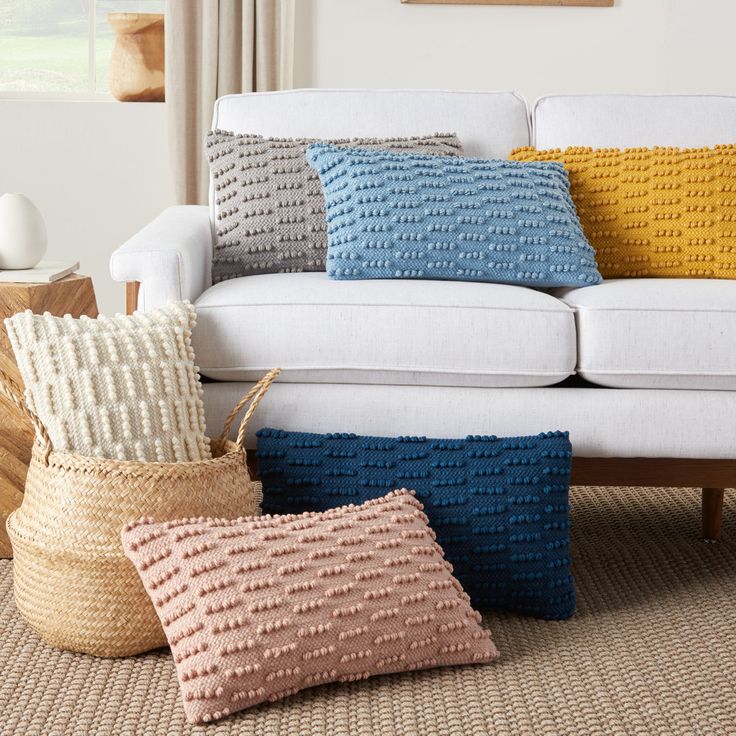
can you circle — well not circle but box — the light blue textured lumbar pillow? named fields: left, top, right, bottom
left=306, top=143, right=602, bottom=288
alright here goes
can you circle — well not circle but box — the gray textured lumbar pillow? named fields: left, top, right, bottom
left=206, top=130, right=463, bottom=282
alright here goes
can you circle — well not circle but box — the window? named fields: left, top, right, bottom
left=0, top=1, right=165, bottom=97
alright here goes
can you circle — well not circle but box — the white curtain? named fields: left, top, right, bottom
left=165, top=0, right=295, bottom=205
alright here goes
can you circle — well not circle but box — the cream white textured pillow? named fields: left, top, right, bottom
left=5, top=301, right=211, bottom=463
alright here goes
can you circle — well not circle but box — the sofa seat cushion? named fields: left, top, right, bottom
left=193, top=272, right=576, bottom=387
left=556, top=279, right=736, bottom=390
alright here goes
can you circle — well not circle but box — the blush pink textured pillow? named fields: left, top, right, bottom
left=122, top=489, right=498, bottom=724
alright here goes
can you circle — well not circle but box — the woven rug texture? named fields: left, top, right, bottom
left=1, top=485, right=734, bottom=736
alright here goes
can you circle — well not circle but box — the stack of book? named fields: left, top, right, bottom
left=0, top=261, right=79, bottom=284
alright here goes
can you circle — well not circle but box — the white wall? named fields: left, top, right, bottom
left=294, top=0, right=736, bottom=100
left=0, top=100, right=173, bottom=316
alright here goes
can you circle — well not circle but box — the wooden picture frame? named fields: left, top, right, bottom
left=402, top=0, right=613, bottom=6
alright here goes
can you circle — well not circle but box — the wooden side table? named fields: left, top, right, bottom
left=0, top=275, right=98, bottom=557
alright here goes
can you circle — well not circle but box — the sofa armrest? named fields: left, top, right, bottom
left=110, top=206, right=213, bottom=311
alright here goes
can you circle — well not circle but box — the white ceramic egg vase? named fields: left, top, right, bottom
left=0, top=193, right=48, bottom=270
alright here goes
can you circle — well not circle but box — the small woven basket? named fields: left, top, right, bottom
left=3, top=366, right=280, bottom=657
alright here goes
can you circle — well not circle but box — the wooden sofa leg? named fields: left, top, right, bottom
left=126, top=282, right=140, bottom=316
left=702, top=488, right=724, bottom=541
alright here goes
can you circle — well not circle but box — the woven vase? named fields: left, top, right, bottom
left=108, top=12, right=164, bottom=102
left=3, top=367, right=280, bottom=657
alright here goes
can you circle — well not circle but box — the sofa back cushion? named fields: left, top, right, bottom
left=211, top=89, right=530, bottom=220
left=534, top=94, right=736, bottom=150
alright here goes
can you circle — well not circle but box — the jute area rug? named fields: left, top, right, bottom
left=1, top=485, right=734, bottom=736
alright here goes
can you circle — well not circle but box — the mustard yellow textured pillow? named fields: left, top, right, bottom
left=510, top=145, right=736, bottom=279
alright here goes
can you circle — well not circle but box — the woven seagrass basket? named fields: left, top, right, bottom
left=3, top=366, right=280, bottom=657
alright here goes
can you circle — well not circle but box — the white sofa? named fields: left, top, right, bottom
left=110, top=90, right=736, bottom=538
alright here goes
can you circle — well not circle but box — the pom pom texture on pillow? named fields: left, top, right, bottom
left=122, top=490, right=498, bottom=724
left=510, top=145, right=736, bottom=279
left=5, top=301, right=211, bottom=463
left=257, top=428, right=575, bottom=620
left=206, top=131, right=463, bottom=283
left=306, top=143, right=602, bottom=288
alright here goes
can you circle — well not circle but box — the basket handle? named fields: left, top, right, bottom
left=217, top=368, right=282, bottom=450
left=0, top=368, right=53, bottom=463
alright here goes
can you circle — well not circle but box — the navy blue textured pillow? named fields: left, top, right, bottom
left=305, top=142, right=602, bottom=288
left=256, top=428, right=575, bottom=620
